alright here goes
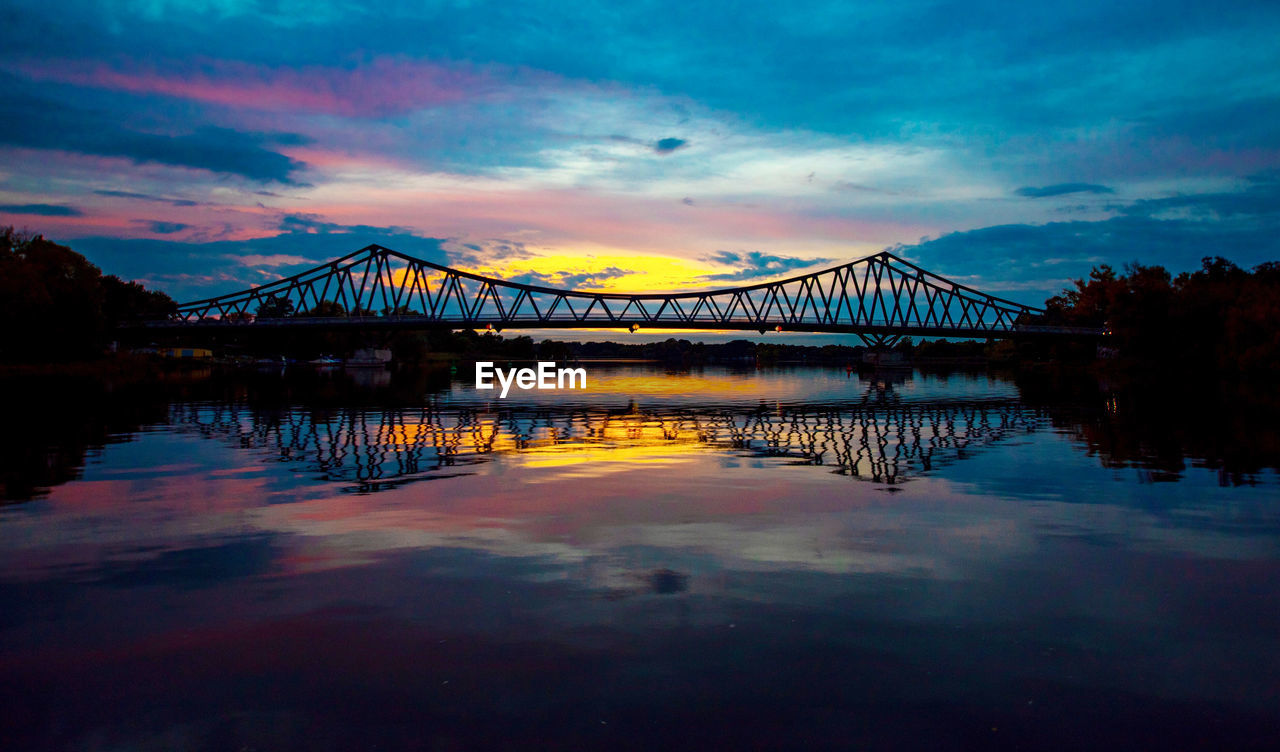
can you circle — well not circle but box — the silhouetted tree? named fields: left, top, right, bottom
left=1045, top=255, right=1280, bottom=377
left=256, top=295, right=295, bottom=319
left=300, top=300, right=347, bottom=317
left=101, top=274, right=176, bottom=326
left=1, top=228, right=181, bottom=360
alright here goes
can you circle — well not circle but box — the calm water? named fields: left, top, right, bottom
left=2, top=365, right=1278, bottom=750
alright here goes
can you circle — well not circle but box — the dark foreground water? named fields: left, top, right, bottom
left=2, top=364, right=1278, bottom=750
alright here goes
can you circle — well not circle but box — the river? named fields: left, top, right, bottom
left=2, top=364, right=1277, bottom=750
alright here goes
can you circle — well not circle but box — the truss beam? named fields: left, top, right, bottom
left=153, top=244, right=1100, bottom=338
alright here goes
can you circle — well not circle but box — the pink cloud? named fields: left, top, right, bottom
left=19, top=57, right=493, bottom=117
left=274, top=144, right=406, bottom=171
left=301, top=187, right=920, bottom=258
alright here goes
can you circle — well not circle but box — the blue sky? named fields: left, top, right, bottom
left=1, top=0, right=1278, bottom=308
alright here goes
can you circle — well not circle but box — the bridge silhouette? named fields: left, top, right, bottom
left=142, top=245, right=1102, bottom=345
left=170, top=389, right=1044, bottom=491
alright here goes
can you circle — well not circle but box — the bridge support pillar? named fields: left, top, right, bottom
left=858, top=334, right=902, bottom=348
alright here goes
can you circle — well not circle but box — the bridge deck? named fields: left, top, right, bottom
left=131, top=315, right=1103, bottom=339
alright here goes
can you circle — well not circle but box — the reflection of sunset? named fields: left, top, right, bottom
left=382, top=412, right=732, bottom=472
left=587, top=372, right=794, bottom=398
left=517, top=432, right=709, bottom=473
left=1, top=370, right=1115, bottom=589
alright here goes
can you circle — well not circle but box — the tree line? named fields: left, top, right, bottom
left=1, top=228, right=175, bottom=361
left=3, top=228, right=1276, bottom=375
left=1040, top=256, right=1280, bottom=376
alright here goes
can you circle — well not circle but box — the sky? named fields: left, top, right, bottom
left=2, top=0, right=1279, bottom=316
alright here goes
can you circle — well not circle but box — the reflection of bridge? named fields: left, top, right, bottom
left=142, top=245, right=1102, bottom=344
left=170, top=395, right=1045, bottom=491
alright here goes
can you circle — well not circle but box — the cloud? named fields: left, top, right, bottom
left=275, top=213, right=433, bottom=242
left=445, top=238, right=539, bottom=269
left=277, top=213, right=346, bottom=234
left=1121, top=172, right=1280, bottom=218
left=142, top=221, right=189, bottom=234
left=0, top=87, right=308, bottom=183
left=3, top=0, right=1280, bottom=314
left=18, top=57, right=486, bottom=118
left=236, top=254, right=311, bottom=268
left=832, top=181, right=899, bottom=195
left=899, top=184, right=1280, bottom=302
left=654, top=137, right=687, bottom=154
left=699, top=251, right=831, bottom=282
left=94, top=190, right=200, bottom=207
left=501, top=266, right=630, bottom=289
left=1133, top=96, right=1280, bottom=153
left=111, top=127, right=307, bottom=183
left=558, top=267, right=629, bottom=288
left=608, top=135, right=691, bottom=156
left=67, top=227, right=450, bottom=302
left=0, top=203, right=83, bottom=216
left=1015, top=183, right=1115, bottom=198
left=7, top=0, right=1280, bottom=157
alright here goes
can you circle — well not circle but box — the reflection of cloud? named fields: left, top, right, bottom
left=242, top=490, right=955, bottom=581
left=3, top=399, right=1276, bottom=616
left=649, top=569, right=688, bottom=594
left=92, top=536, right=279, bottom=590
left=7, top=461, right=1274, bottom=594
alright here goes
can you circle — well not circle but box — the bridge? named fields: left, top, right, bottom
left=142, top=244, right=1102, bottom=344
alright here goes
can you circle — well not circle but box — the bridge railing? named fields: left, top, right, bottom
left=1010, top=324, right=1109, bottom=336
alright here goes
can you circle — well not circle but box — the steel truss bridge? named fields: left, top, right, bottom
left=145, top=245, right=1101, bottom=344
left=170, top=393, right=1044, bottom=491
